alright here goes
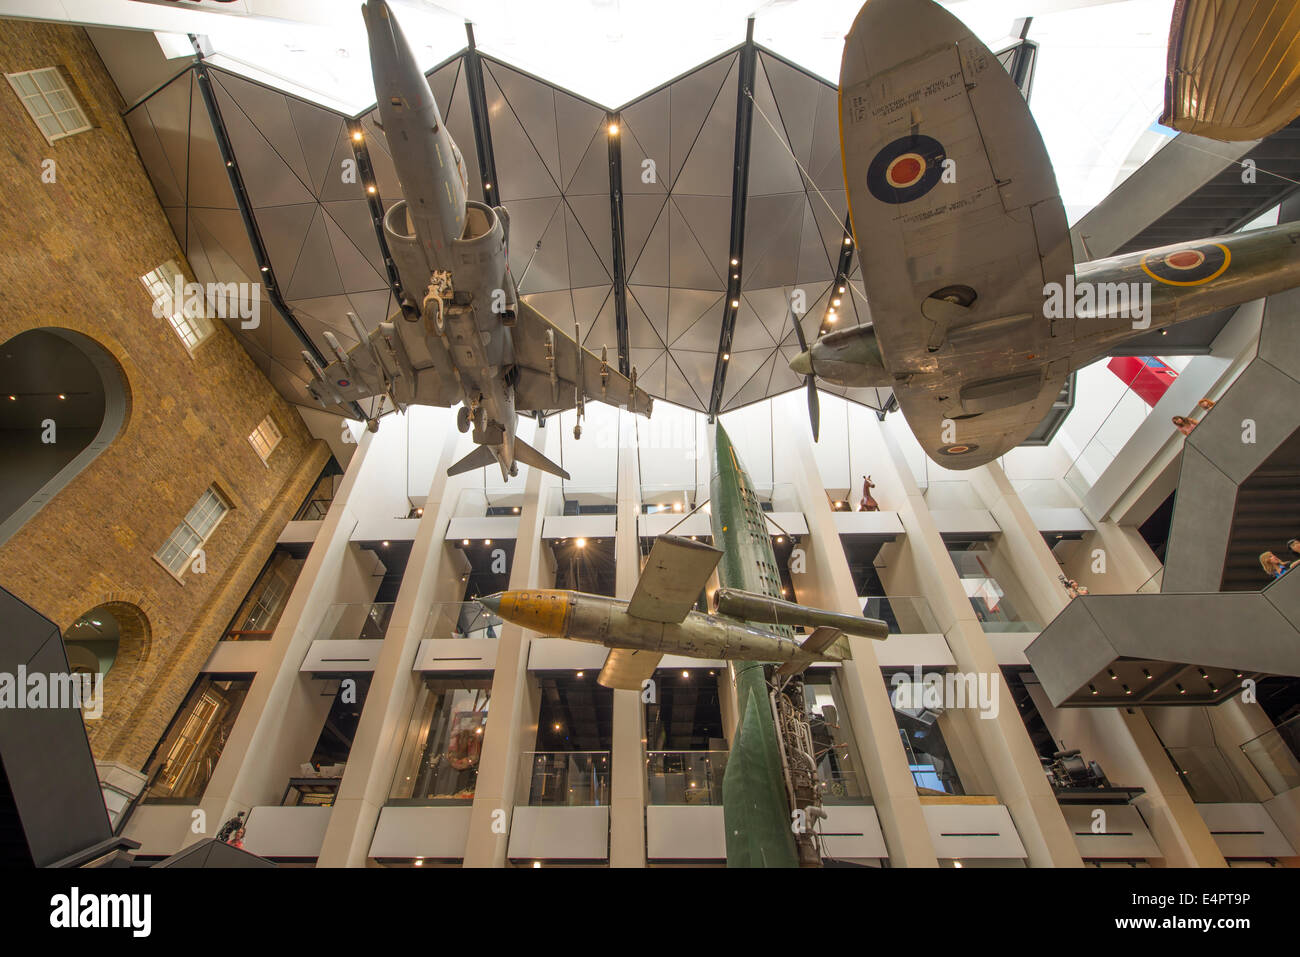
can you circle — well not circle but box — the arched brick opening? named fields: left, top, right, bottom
left=0, top=327, right=130, bottom=547
left=63, top=600, right=152, bottom=755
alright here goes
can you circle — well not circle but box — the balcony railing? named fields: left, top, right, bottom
left=1240, top=715, right=1300, bottom=796
left=518, top=751, right=610, bottom=807
left=422, top=601, right=504, bottom=640
left=646, top=750, right=727, bottom=805
left=816, top=768, right=870, bottom=806
left=294, top=497, right=333, bottom=521
left=315, top=602, right=395, bottom=642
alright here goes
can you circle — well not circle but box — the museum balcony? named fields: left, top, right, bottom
left=507, top=751, right=612, bottom=864
left=222, top=547, right=306, bottom=641
left=1240, top=715, right=1300, bottom=797
left=646, top=750, right=726, bottom=805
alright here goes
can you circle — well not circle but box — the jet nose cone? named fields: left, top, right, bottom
left=789, top=349, right=813, bottom=376
left=478, top=593, right=503, bottom=614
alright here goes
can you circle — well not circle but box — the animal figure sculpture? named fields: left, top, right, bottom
left=859, top=475, right=880, bottom=512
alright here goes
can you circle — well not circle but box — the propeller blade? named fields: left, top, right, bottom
left=806, top=376, right=820, bottom=443
left=788, top=300, right=809, bottom=354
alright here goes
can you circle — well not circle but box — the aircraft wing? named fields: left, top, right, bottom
left=838, top=0, right=1074, bottom=468
left=627, top=535, right=723, bottom=623
left=597, top=648, right=663, bottom=691
left=305, top=313, right=461, bottom=412
left=511, top=300, right=654, bottom=417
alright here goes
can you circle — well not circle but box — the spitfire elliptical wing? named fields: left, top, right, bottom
left=597, top=648, right=664, bottom=691
left=839, top=0, right=1073, bottom=468
left=627, top=535, right=723, bottom=624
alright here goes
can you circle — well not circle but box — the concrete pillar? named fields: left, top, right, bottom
left=315, top=426, right=470, bottom=866
left=880, top=437, right=1081, bottom=867
left=462, top=423, right=561, bottom=867
left=775, top=401, right=938, bottom=867
left=610, top=411, right=647, bottom=866
left=189, top=428, right=379, bottom=843
left=972, top=461, right=1224, bottom=866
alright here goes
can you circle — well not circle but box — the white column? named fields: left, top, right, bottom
left=315, top=425, right=471, bottom=866
left=610, top=411, right=647, bottom=867
left=462, top=423, right=562, bottom=867
left=776, top=401, right=938, bottom=867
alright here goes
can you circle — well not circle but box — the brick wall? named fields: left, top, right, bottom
left=0, top=19, right=329, bottom=768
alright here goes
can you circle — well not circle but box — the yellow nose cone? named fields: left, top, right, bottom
left=484, top=590, right=570, bottom=637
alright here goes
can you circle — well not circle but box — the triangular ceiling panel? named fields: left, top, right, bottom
left=214, top=71, right=313, bottom=190
left=578, top=287, right=618, bottom=354
left=212, top=77, right=314, bottom=208
left=322, top=211, right=389, bottom=293
left=666, top=288, right=722, bottom=345
left=359, top=109, right=403, bottom=201
left=673, top=308, right=722, bottom=353
left=428, top=59, right=460, bottom=125
left=163, top=206, right=187, bottom=255
left=619, top=119, right=668, bottom=197
left=721, top=348, right=773, bottom=407
left=666, top=53, right=736, bottom=190
left=742, top=192, right=806, bottom=290
left=556, top=93, right=605, bottom=191
left=186, top=82, right=237, bottom=210
left=668, top=350, right=715, bottom=410
left=285, top=208, right=344, bottom=300
left=520, top=202, right=575, bottom=294
left=484, top=67, right=561, bottom=201
left=504, top=196, right=563, bottom=285
left=346, top=289, right=395, bottom=330
left=808, top=83, right=845, bottom=188
left=566, top=194, right=613, bottom=275
left=727, top=352, right=778, bottom=409
left=622, top=194, right=668, bottom=274
left=673, top=193, right=731, bottom=280
left=760, top=53, right=818, bottom=175
left=562, top=203, right=611, bottom=288
left=143, top=72, right=193, bottom=204
left=488, top=61, right=563, bottom=189
left=740, top=286, right=795, bottom=347
left=627, top=199, right=670, bottom=287
left=522, top=289, right=576, bottom=328
left=668, top=201, right=724, bottom=290
left=566, top=131, right=610, bottom=197
left=794, top=199, right=833, bottom=287
left=635, top=349, right=668, bottom=401
left=322, top=200, right=385, bottom=275
left=189, top=207, right=259, bottom=283
left=673, top=57, right=739, bottom=197
left=126, top=106, right=185, bottom=208
left=626, top=286, right=668, bottom=349
left=286, top=97, right=346, bottom=197
left=255, top=202, right=316, bottom=281
left=747, top=59, right=804, bottom=197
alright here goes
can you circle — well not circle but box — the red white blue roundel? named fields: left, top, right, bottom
left=867, top=135, right=947, bottom=204
left=1140, top=242, right=1230, bottom=286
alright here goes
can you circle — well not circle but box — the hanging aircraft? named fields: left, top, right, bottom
left=479, top=535, right=885, bottom=689
left=789, top=0, right=1300, bottom=469
left=302, top=0, right=653, bottom=481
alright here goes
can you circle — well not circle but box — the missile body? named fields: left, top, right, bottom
left=479, top=590, right=844, bottom=667
left=713, top=588, right=889, bottom=640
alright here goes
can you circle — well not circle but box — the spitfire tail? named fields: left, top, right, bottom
left=512, top=437, right=571, bottom=480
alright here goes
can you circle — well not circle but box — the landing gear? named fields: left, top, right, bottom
left=457, top=405, right=471, bottom=433
left=366, top=418, right=380, bottom=433
left=473, top=406, right=486, bottom=432
left=573, top=422, right=582, bottom=440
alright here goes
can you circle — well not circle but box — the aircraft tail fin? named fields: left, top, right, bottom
left=774, top=626, right=845, bottom=678
left=447, top=444, right=497, bottom=476
left=513, top=437, right=571, bottom=480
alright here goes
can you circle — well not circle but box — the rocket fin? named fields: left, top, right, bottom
left=774, top=626, right=844, bottom=678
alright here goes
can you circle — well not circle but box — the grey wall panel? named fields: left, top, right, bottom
left=1164, top=443, right=1238, bottom=593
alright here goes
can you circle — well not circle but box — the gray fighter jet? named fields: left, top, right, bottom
left=303, top=0, right=652, bottom=480
left=790, top=0, right=1300, bottom=469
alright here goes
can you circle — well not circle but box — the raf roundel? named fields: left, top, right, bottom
left=1140, top=242, right=1231, bottom=287
left=866, top=134, right=947, bottom=205
left=938, top=443, right=979, bottom=457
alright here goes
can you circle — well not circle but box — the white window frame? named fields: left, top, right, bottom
left=141, top=261, right=214, bottom=355
left=155, top=486, right=230, bottom=580
left=5, top=67, right=92, bottom=143
left=248, top=414, right=282, bottom=464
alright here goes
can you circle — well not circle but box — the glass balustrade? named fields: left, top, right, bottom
left=1240, top=716, right=1300, bottom=796
left=422, top=601, right=504, bottom=640
left=645, top=750, right=728, bottom=805
left=518, top=751, right=611, bottom=806
left=817, top=768, right=869, bottom=806
left=315, top=602, right=395, bottom=641
left=922, top=480, right=988, bottom=510
left=1163, top=746, right=1257, bottom=803
left=859, top=595, right=940, bottom=634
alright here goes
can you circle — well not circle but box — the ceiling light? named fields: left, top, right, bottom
left=57, top=394, right=65, bottom=400
left=381, top=540, right=389, bottom=547
left=673, top=502, right=683, bottom=512
left=832, top=298, right=840, bottom=307
left=484, top=539, right=492, bottom=546
left=722, top=353, right=730, bottom=361
left=532, top=861, right=541, bottom=868
left=553, top=723, right=561, bottom=731
left=461, top=539, right=469, bottom=546
left=576, top=671, right=584, bottom=677
left=575, top=538, right=586, bottom=547
left=838, top=286, right=845, bottom=293
left=730, top=258, right=739, bottom=266
left=843, top=237, right=852, bottom=246
left=681, top=670, right=689, bottom=678
left=416, top=508, right=423, bottom=516
left=513, top=506, right=520, bottom=513
left=731, top=300, right=739, bottom=308
left=607, top=122, right=619, bottom=135
left=351, top=130, right=363, bottom=142
left=367, top=185, right=377, bottom=194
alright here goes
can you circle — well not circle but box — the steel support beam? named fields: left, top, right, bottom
left=708, top=19, right=757, bottom=417
left=607, top=110, right=630, bottom=376
left=463, top=24, right=502, bottom=208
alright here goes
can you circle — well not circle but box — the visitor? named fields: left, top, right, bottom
left=1260, top=552, right=1290, bottom=580
left=1172, top=415, right=1197, bottom=435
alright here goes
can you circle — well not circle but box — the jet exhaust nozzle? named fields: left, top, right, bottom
left=713, top=588, right=889, bottom=640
